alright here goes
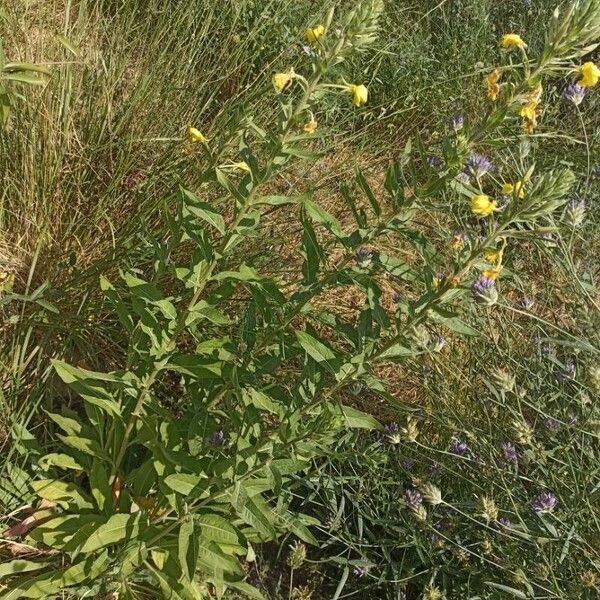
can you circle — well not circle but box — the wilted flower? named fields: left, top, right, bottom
left=233, top=161, right=251, bottom=172
left=448, top=113, right=465, bottom=131
left=562, top=83, right=586, bottom=106
left=479, top=496, right=499, bottom=521
left=306, top=24, right=325, bottom=44
left=430, top=336, right=446, bottom=353
left=449, top=438, right=468, bottom=455
left=532, top=491, right=558, bottom=513
left=451, top=230, right=468, bottom=250
left=471, top=276, right=498, bottom=306
left=491, top=368, right=515, bottom=392
left=563, top=198, right=586, bottom=227
left=519, top=297, right=534, bottom=309
left=512, top=419, right=534, bottom=446
left=485, top=69, right=502, bottom=101
left=207, top=430, right=226, bottom=447
left=471, top=194, right=497, bottom=217
left=421, top=482, right=443, bottom=505
left=423, top=584, right=444, bottom=600
left=348, top=84, right=368, bottom=107
left=589, top=365, right=600, bottom=393
left=404, top=488, right=423, bottom=507
left=568, top=414, right=578, bottom=425
left=403, top=417, right=419, bottom=442
left=188, top=127, right=208, bottom=143
left=502, top=441, right=518, bottom=462
left=465, top=153, right=494, bottom=178
left=303, top=115, right=317, bottom=134
left=354, top=247, right=373, bottom=267
left=577, top=61, right=600, bottom=87
left=500, top=33, right=526, bottom=49
left=288, top=540, right=307, bottom=568
left=557, top=358, right=576, bottom=381
left=580, top=570, right=598, bottom=589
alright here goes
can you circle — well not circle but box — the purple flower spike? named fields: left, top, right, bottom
left=401, top=457, right=416, bottom=470
left=502, top=441, right=518, bottom=462
left=448, top=113, right=465, bottom=131
left=450, top=438, right=468, bottom=455
left=519, top=297, right=534, bottom=309
left=557, top=358, right=576, bottom=381
left=495, top=517, right=512, bottom=528
left=428, top=155, right=445, bottom=169
left=465, top=153, right=494, bottom=178
left=355, top=247, right=373, bottom=267
left=207, top=430, right=226, bottom=447
left=404, top=488, right=423, bottom=507
left=532, top=491, right=558, bottom=514
left=543, top=417, right=561, bottom=430
left=471, top=276, right=498, bottom=306
left=562, top=84, right=586, bottom=106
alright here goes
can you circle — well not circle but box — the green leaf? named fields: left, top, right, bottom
left=230, top=483, right=276, bottom=539
left=251, top=194, right=306, bottom=207
left=2, top=73, right=45, bottom=85
left=242, top=388, right=279, bottom=414
left=56, top=35, right=78, bottom=55
left=196, top=513, right=240, bottom=546
left=181, top=188, right=226, bottom=234
left=483, top=582, right=529, bottom=598
left=89, top=458, right=110, bottom=512
left=301, top=196, right=345, bottom=238
left=339, top=405, right=382, bottom=430
left=51, top=360, right=121, bottom=417
left=196, top=541, right=243, bottom=576
left=0, top=560, right=49, bottom=579
left=79, top=513, right=141, bottom=553
left=178, top=515, right=196, bottom=580
left=3, top=62, right=51, bottom=76
left=295, top=331, right=336, bottom=362
left=225, top=580, right=266, bottom=600
left=38, top=453, right=83, bottom=472
left=163, top=473, right=204, bottom=496
left=355, top=166, right=381, bottom=217
left=31, top=480, right=93, bottom=510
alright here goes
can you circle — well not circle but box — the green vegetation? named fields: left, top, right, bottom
left=0, top=0, right=599, bottom=598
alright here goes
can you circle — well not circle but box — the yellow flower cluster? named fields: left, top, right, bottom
left=272, top=69, right=295, bottom=92
left=520, top=83, right=542, bottom=134
left=188, top=127, right=208, bottom=143
left=349, top=84, right=368, bottom=106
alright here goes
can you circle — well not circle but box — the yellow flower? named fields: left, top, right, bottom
left=483, top=268, right=501, bottom=280
left=349, top=84, right=368, bottom=107
left=306, top=25, right=325, bottom=44
left=188, top=127, right=208, bottom=143
left=471, top=194, right=497, bottom=217
left=522, top=116, right=537, bottom=134
left=483, top=248, right=500, bottom=263
left=234, top=161, right=251, bottom=172
left=500, top=34, right=526, bottom=49
left=485, top=69, right=501, bottom=101
left=303, top=116, right=317, bottom=134
left=502, top=181, right=525, bottom=198
left=272, top=69, right=295, bottom=92
left=519, top=101, right=538, bottom=121
left=578, top=61, right=600, bottom=87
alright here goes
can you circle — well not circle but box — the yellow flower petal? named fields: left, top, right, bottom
left=484, top=249, right=500, bottom=263
left=188, top=127, right=208, bottom=143
left=483, top=268, right=501, bottom=280
left=349, top=84, right=368, bottom=107
left=502, top=181, right=525, bottom=198
left=471, top=194, right=497, bottom=217
left=578, top=61, right=600, bottom=87
left=500, top=34, right=526, bottom=49
left=303, top=117, right=317, bottom=134
left=485, top=69, right=502, bottom=101
left=272, top=69, right=295, bottom=92
left=306, top=25, right=325, bottom=44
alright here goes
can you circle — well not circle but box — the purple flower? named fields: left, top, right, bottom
left=519, top=297, right=534, bottom=309
left=502, top=441, right=518, bottom=462
left=392, top=291, right=403, bottom=303
left=401, top=457, right=416, bottom=470
left=593, top=164, right=600, bottom=178
left=301, top=44, right=313, bottom=56
left=430, top=336, right=446, bottom=352
left=465, top=153, right=494, bottom=178
left=450, top=438, right=468, bottom=455
left=448, top=113, right=465, bottom=131
left=384, top=422, right=399, bottom=434
left=495, top=517, right=512, bottom=528
left=471, top=276, right=498, bottom=306
left=207, top=430, right=226, bottom=447
left=532, top=491, right=558, bottom=514
left=557, top=358, right=576, bottom=381
left=533, top=335, right=550, bottom=355
left=428, top=155, right=445, bottom=169
left=404, top=488, right=423, bottom=507
left=458, top=171, right=471, bottom=184
left=562, top=84, right=586, bottom=106
left=354, top=247, right=373, bottom=267
left=352, top=565, right=368, bottom=578
left=543, top=417, right=561, bottom=430
left=350, top=381, right=369, bottom=396
left=383, top=422, right=401, bottom=444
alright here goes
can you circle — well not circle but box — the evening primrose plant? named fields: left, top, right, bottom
left=1, top=1, right=599, bottom=599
